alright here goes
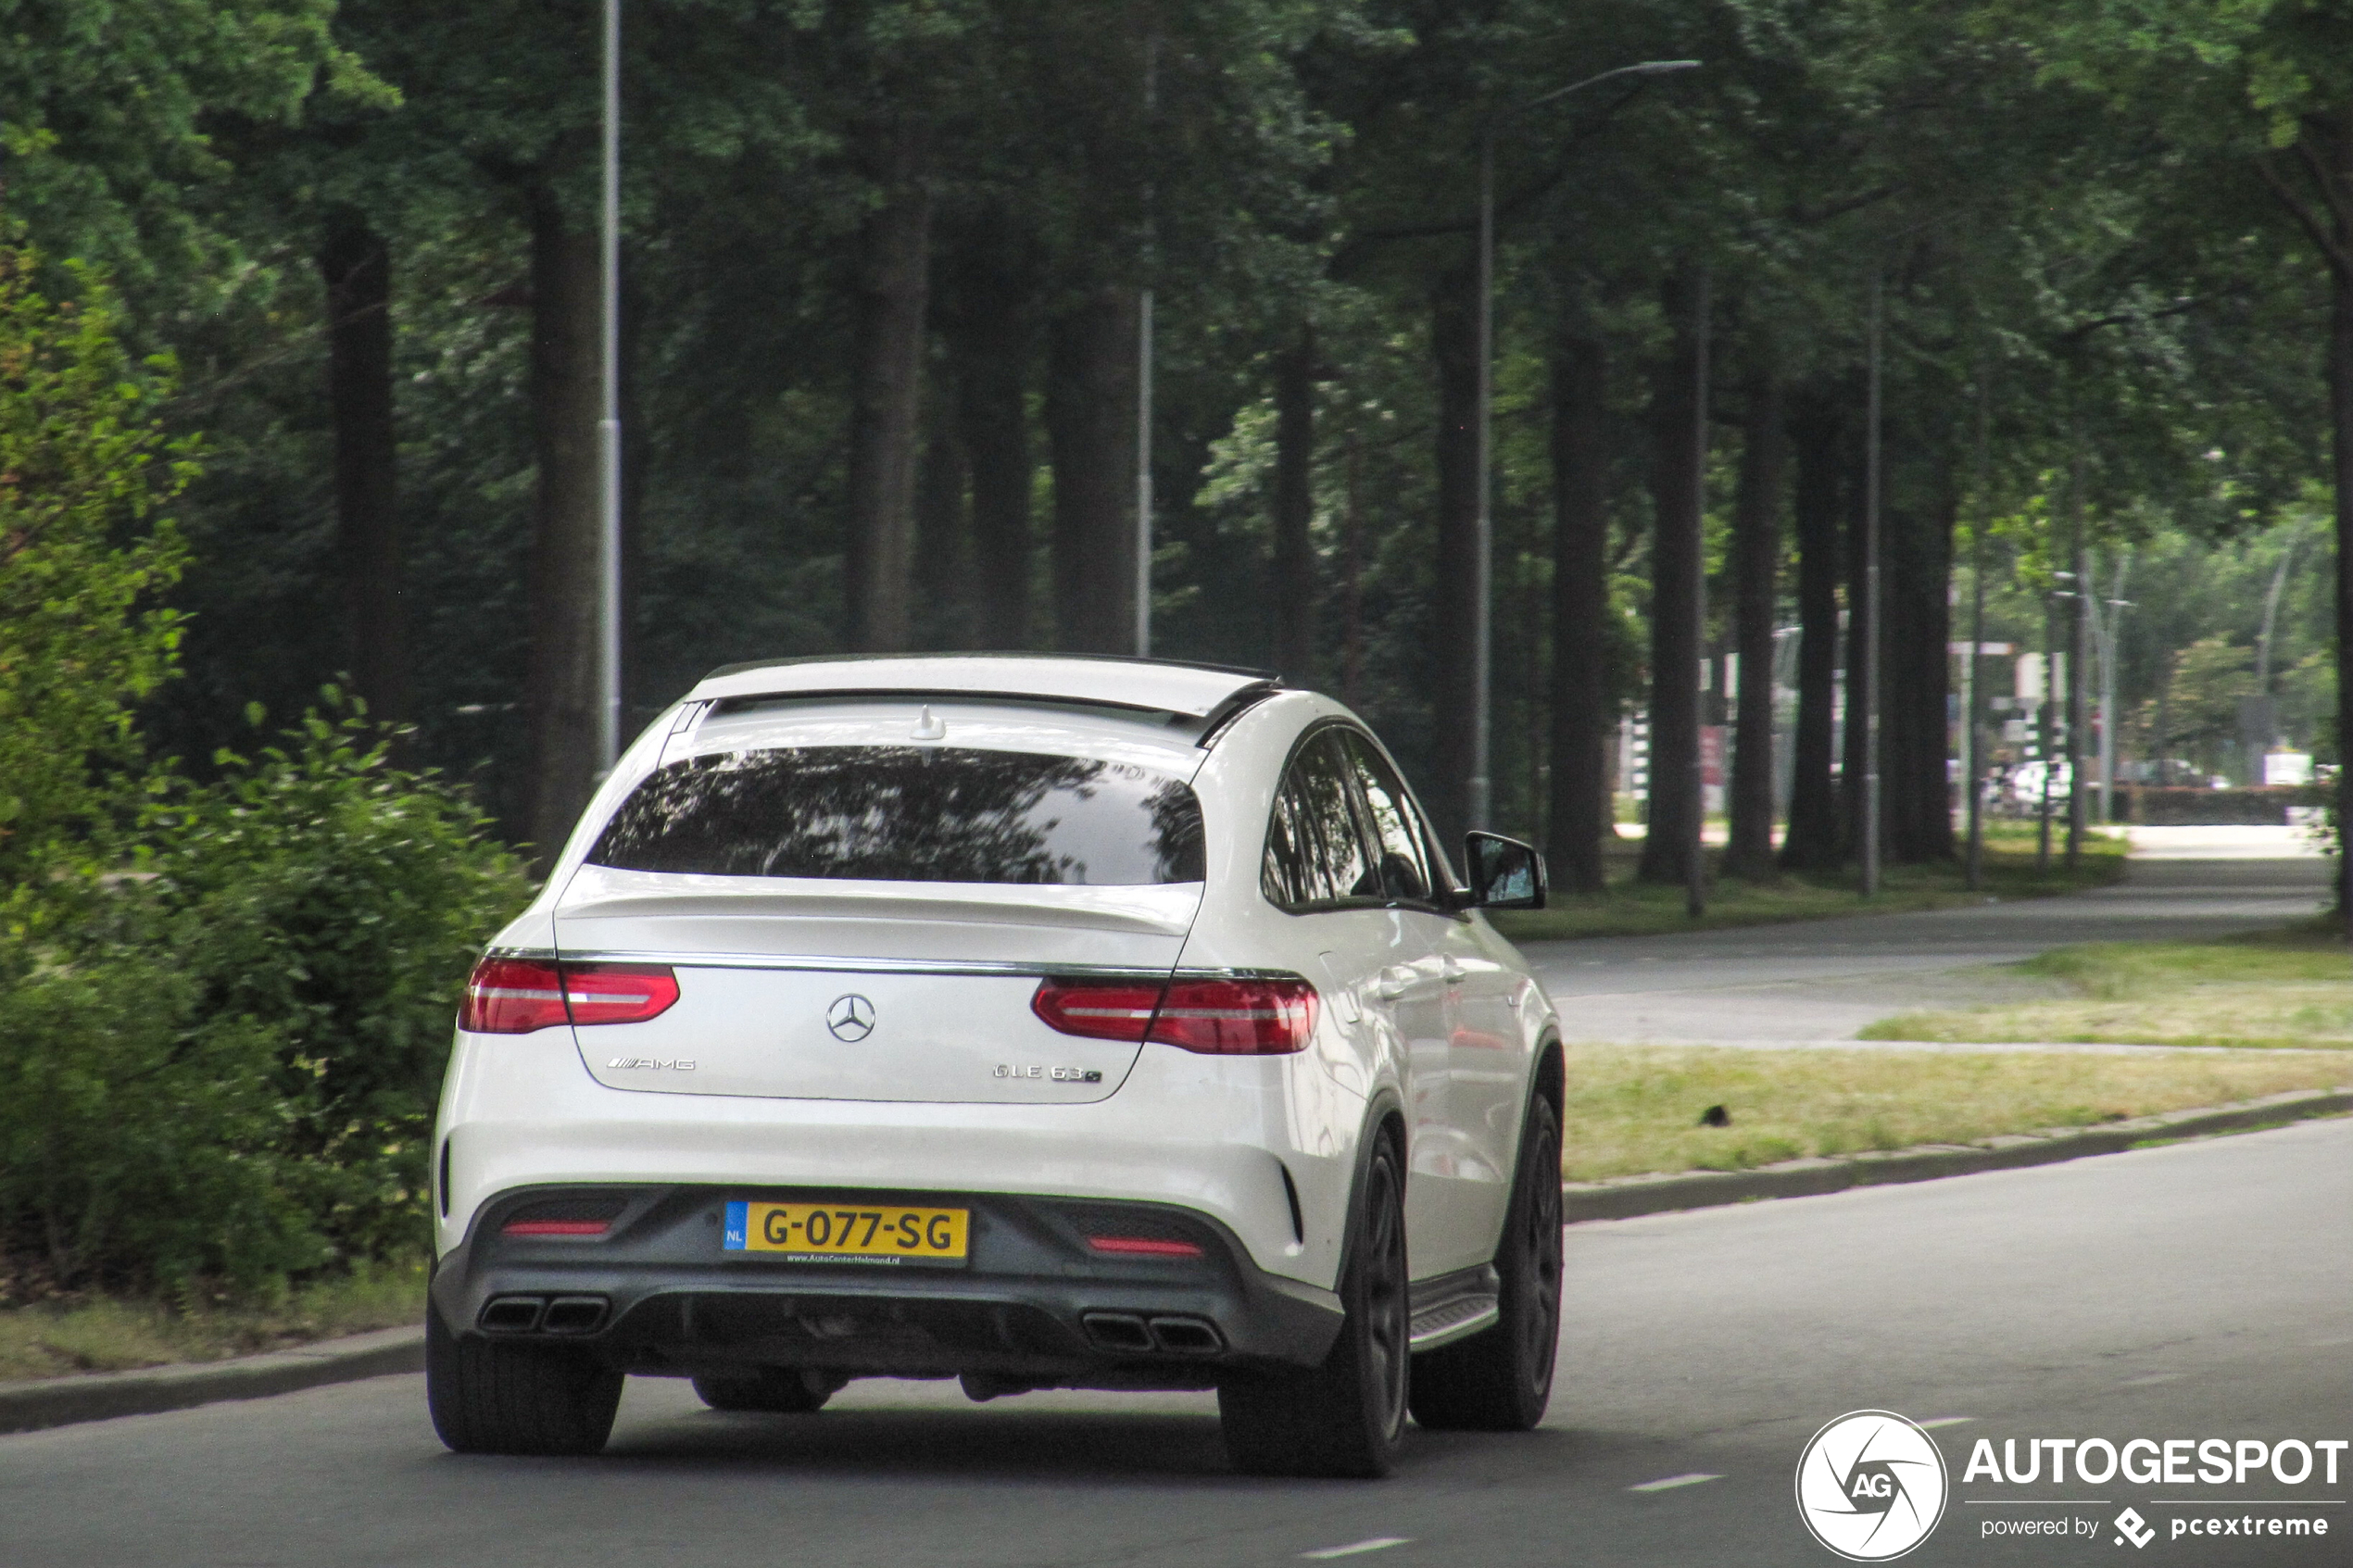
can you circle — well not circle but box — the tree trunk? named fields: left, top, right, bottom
left=1638, top=271, right=1704, bottom=886
left=1724, top=370, right=1786, bottom=879
left=1886, top=486, right=1957, bottom=862
left=1546, top=315, right=1611, bottom=894
left=913, top=363, right=970, bottom=649
left=320, top=213, right=406, bottom=724
left=944, top=217, right=1036, bottom=651
left=1045, top=285, right=1140, bottom=653
left=1272, top=325, right=1318, bottom=685
left=1780, top=388, right=1845, bottom=870
left=524, top=188, right=603, bottom=863
left=1427, top=268, right=1480, bottom=849
left=843, top=118, right=935, bottom=653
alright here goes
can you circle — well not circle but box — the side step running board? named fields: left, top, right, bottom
left=1407, top=1263, right=1502, bottom=1351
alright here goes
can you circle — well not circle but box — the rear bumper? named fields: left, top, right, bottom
left=430, top=1183, right=1344, bottom=1384
left=434, top=1030, right=1361, bottom=1294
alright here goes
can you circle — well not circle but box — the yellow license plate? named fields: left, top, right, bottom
left=723, top=1200, right=967, bottom=1265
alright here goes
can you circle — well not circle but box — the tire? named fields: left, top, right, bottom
left=1408, top=1092, right=1563, bottom=1432
left=691, top=1368, right=841, bottom=1413
left=426, top=1302, right=623, bottom=1456
left=1219, top=1133, right=1411, bottom=1478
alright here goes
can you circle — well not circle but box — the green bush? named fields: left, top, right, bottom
left=0, top=953, right=326, bottom=1298
left=143, top=701, right=535, bottom=1269
left=0, top=701, right=532, bottom=1298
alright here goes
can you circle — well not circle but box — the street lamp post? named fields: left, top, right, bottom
left=1470, top=57, right=1698, bottom=833
left=1861, top=270, right=1882, bottom=897
left=597, top=0, right=623, bottom=771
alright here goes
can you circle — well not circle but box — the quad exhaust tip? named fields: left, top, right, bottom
left=1081, top=1311, right=1223, bottom=1356
left=1148, top=1316, right=1223, bottom=1354
left=480, top=1295, right=609, bottom=1336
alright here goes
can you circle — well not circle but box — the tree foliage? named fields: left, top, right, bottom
left=0, top=239, right=193, bottom=919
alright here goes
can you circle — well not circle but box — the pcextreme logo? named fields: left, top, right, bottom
left=1796, top=1411, right=1951, bottom=1562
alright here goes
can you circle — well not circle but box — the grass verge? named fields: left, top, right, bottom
left=1492, top=824, right=2126, bottom=944
left=1562, top=1042, right=2351, bottom=1183
left=0, top=1257, right=427, bottom=1384
left=1860, top=923, right=2352, bottom=1048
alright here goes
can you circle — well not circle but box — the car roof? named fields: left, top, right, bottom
left=688, top=653, right=1280, bottom=723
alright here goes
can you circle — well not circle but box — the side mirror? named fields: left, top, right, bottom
left=1463, top=832, right=1546, bottom=910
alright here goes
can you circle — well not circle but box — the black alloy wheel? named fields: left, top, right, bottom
left=1409, top=1092, right=1564, bottom=1431
left=1219, top=1133, right=1410, bottom=1478
left=691, top=1367, right=843, bottom=1412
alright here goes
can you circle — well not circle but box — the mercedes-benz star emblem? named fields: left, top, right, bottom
left=826, top=994, right=876, bottom=1042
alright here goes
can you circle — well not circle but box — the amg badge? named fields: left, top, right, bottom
left=609, top=1057, right=696, bottom=1071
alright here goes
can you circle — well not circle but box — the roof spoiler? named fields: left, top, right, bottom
left=1195, top=680, right=1283, bottom=747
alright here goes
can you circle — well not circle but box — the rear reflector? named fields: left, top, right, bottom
left=460, top=958, right=680, bottom=1034
left=1031, top=976, right=1317, bottom=1055
left=502, top=1219, right=612, bottom=1237
left=1088, top=1236, right=1204, bottom=1257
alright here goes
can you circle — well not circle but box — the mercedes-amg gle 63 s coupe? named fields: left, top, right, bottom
left=427, top=655, right=1565, bottom=1476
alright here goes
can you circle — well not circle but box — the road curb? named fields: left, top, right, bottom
left=1563, top=1085, right=2353, bottom=1223
left=0, top=1323, right=424, bottom=1436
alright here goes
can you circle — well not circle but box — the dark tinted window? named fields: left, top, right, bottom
left=1340, top=732, right=1436, bottom=902
left=590, top=746, right=1205, bottom=884
left=1262, top=733, right=1378, bottom=909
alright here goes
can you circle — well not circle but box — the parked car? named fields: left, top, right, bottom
left=426, top=655, right=1565, bottom=1477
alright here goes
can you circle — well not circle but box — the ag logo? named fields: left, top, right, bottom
left=825, top=994, right=875, bottom=1042
left=1795, top=1410, right=1949, bottom=1561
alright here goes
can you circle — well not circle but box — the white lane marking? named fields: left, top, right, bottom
left=2119, top=1373, right=2183, bottom=1386
left=1629, top=1473, right=1722, bottom=1492
left=1919, top=1416, right=1974, bottom=1428
left=1301, top=1538, right=1412, bottom=1560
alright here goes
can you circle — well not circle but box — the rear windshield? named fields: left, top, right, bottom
left=587, top=746, right=1206, bottom=884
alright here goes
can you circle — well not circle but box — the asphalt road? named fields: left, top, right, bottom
left=6, top=1116, right=2346, bottom=1567
left=1520, top=834, right=2331, bottom=1043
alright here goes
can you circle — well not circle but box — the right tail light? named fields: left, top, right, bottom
left=1031, top=976, right=1318, bottom=1056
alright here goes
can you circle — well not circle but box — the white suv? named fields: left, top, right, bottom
left=427, top=655, right=1563, bottom=1476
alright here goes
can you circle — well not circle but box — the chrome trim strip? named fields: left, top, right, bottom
left=488, top=946, right=1299, bottom=984
left=508, top=948, right=1299, bottom=983
left=566, top=951, right=1169, bottom=980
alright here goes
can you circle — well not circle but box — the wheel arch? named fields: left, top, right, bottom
left=1335, top=1088, right=1409, bottom=1280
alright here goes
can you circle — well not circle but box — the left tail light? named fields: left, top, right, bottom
left=460, top=958, right=680, bottom=1034
left=1031, top=976, right=1318, bottom=1055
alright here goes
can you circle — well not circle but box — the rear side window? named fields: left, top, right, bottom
left=589, top=746, right=1205, bottom=884
left=1262, top=733, right=1378, bottom=909
left=1340, top=732, right=1438, bottom=902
